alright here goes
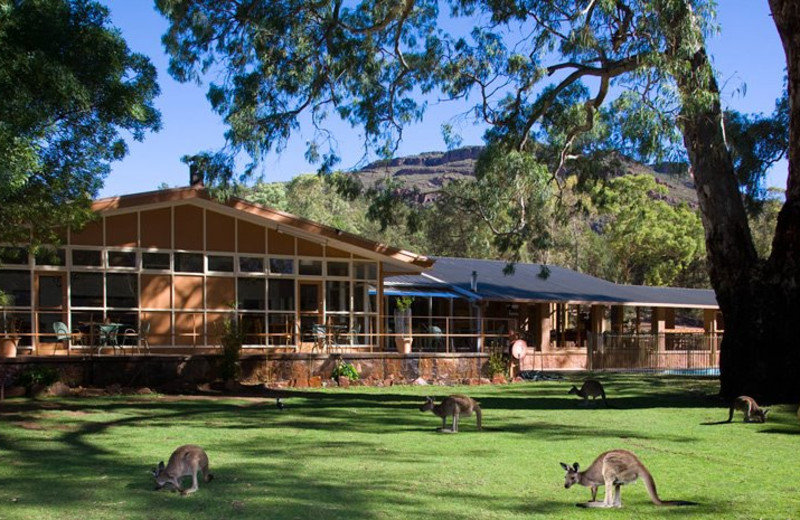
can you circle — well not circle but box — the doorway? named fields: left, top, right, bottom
left=35, top=272, right=67, bottom=354
left=299, top=281, right=323, bottom=350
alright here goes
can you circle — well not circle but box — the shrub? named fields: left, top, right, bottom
left=485, top=351, right=509, bottom=379
left=218, top=317, right=245, bottom=383
left=17, top=366, right=59, bottom=388
left=331, top=360, right=359, bottom=381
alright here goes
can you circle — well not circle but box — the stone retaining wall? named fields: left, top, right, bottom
left=0, top=352, right=495, bottom=390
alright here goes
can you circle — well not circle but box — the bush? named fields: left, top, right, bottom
left=17, top=366, right=59, bottom=388
left=218, top=317, right=245, bottom=383
left=331, top=360, right=359, bottom=381
left=485, top=351, right=509, bottom=379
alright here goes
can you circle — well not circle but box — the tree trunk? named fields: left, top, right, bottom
left=671, top=4, right=800, bottom=402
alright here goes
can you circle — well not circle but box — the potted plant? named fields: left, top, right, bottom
left=0, top=292, right=19, bottom=358
left=393, top=296, right=414, bottom=354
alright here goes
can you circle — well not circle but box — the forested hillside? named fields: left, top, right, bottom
left=243, top=147, right=780, bottom=289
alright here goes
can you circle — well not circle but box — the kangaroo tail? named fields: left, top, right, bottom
left=726, top=405, right=734, bottom=423
left=475, top=405, right=482, bottom=430
left=641, top=468, right=697, bottom=506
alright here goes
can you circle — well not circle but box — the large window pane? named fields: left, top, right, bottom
left=142, top=252, right=170, bottom=270
left=106, top=273, right=138, bottom=308
left=72, top=250, right=102, bottom=267
left=268, top=279, right=294, bottom=311
left=108, top=251, right=137, bottom=268
left=0, top=271, right=31, bottom=307
left=71, top=273, right=103, bottom=307
left=326, top=281, right=350, bottom=312
left=0, top=247, right=28, bottom=265
left=269, top=258, right=293, bottom=274
left=239, top=256, right=264, bottom=273
left=327, top=261, right=349, bottom=277
left=175, top=252, right=203, bottom=273
left=237, top=278, right=265, bottom=310
left=35, top=248, right=65, bottom=266
left=354, top=262, right=377, bottom=280
left=208, top=255, right=234, bottom=272
left=299, top=259, right=322, bottom=276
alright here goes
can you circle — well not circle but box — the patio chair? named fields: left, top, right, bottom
left=311, top=324, right=327, bottom=352
left=53, top=321, right=82, bottom=355
left=99, top=324, right=120, bottom=355
left=123, top=320, right=151, bottom=354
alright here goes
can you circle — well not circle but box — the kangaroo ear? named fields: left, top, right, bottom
left=560, top=462, right=569, bottom=471
left=573, top=463, right=580, bottom=471
left=158, top=461, right=165, bottom=471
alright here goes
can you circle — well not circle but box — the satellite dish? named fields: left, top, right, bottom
left=510, top=339, right=527, bottom=360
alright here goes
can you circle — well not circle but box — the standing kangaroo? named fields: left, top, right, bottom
left=568, top=379, right=607, bottom=407
left=560, top=450, right=697, bottom=508
left=419, top=395, right=482, bottom=433
left=727, top=396, right=769, bottom=423
left=153, top=445, right=213, bottom=495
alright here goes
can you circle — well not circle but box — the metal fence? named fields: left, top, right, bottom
left=591, top=333, right=721, bottom=371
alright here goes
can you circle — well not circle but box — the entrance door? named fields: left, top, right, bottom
left=299, top=281, right=323, bottom=350
left=35, top=272, right=68, bottom=354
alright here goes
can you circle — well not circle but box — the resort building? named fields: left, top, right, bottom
left=0, top=180, right=721, bottom=374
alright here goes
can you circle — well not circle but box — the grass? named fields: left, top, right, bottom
left=0, top=373, right=798, bottom=519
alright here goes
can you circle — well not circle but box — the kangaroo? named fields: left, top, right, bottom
left=568, top=379, right=607, bottom=407
left=560, top=450, right=696, bottom=508
left=153, top=445, right=213, bottom=495
left=727, top=395, right=769, bottom=423
left=419, top=395, right=482, bottom=433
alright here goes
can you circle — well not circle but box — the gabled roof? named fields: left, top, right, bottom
left=92, top=186, right=433, bottom=271
left=386, top=257, right=718, bottom=309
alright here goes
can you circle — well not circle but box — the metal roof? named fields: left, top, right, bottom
left=385, top=257, right=718, bottom=309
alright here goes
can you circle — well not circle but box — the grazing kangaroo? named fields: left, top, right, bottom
left=153, top=445, right=213, bottom=495
left=727, top=396, right=769, bottom=423
left=568, top=379, right=607, bottom=407
left=419, top=395, right=482, bottom=433
left=560, top=450, right=697, bottom=508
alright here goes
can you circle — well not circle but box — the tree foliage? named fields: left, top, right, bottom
left=158, top=0, right=800, bottom=400
left=0, top=0, right=161, bottom=246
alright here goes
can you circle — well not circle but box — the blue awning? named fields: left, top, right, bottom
left=370, top=287, right=463, bottom=299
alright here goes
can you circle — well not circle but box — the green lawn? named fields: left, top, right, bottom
left=0, top=374, right=798, bottom=520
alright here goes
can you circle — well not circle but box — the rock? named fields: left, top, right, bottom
left=337, top=376, right=350, bottom=388
left=412, top=377, right=429, bottom=386
left=308, top=376, right=323, bottom=388
left=46, top=381, right=72, bottom=397
left=492, top=374, right=508, bottom=385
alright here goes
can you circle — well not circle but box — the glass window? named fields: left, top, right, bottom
left=208, top=255, right=234, bottom=272
left=269, top=258, right=293, bottom=275
left=353, top=282, right=374, bottom=313
left=108, top=251, right=137, bottom=268
left=268, top=279, right=294, bottom=311
left=175, top=252, right=204, bottom=273
left=0, top=270, right=31, bottom=307
left=142, top=252, right=170, bottom=270
left=106, top=273, right=138, bottom=308
left=35, top=248, right=66, bottom=266
left=326, top=281, right=350, bottom=312
left=237, top=278, right=265, bottom=310
left=239, top=256, right=264, bottom=273
left=354, top=262, right=378, bottom=280
left=0, top=247, right=29, bottom=265
left=327, top=261, right=349, bottom=277
left=72, top=249, right=102, bottom=267
left=299, top=259, right=322, bottom=276
left=71, top=273, right=103, bottom=307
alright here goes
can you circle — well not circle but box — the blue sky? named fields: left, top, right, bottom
left=98, top=1, right=787, bottom=198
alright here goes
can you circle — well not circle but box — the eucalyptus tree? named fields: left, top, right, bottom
left=0, top=0, right=161, bottom=247
left=157, top=0, right=799, bottom=401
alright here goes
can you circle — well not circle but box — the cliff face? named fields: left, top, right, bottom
left=351, top=146, right=698, bottom=208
